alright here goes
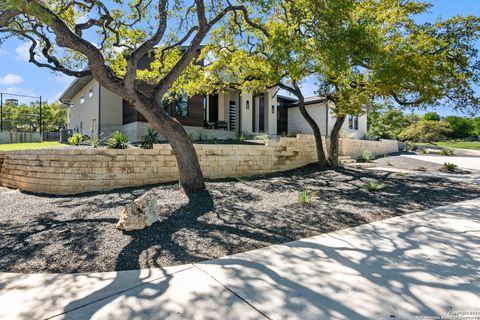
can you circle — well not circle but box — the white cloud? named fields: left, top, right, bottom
left=3, top=87, right=36, bottom=96
left=15, top=42, right=31, bottom=61
left=0, top=74, right=24, bottom=86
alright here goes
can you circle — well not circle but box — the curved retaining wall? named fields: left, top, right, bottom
left=0, top=135, right=398, bottom=194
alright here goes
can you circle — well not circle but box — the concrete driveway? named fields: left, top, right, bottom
left=1, top=198, right=480, bottom=320
left=402, top=154, right=480, bottom=172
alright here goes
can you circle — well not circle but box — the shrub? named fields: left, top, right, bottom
left=442, top=162, right=458, bottom=172
left=239, top=133, right=246, bottom=142
left=89, top=138, right=100, bottom=148
left=140, top=127, right=160, bottom=149
left=363, top=180, right=385, bottom=192
left=67, top=132, right=83, bottom=146
left=106, top=131, right=129, bottom=149
left=399, top=120, right=452, bottom=143
left=298, top=190, right=313, bottom=205
left=357, top=149, right=374, bottom=163
left=440, top=149, right=454, bottom=156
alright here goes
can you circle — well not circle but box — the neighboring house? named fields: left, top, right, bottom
left=288, top=96, right=367, bottom=139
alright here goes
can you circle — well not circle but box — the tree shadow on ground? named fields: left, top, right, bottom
left=9, top=198, right=479, bottom=319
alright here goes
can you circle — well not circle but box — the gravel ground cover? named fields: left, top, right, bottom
left=1, top=165, right=479, bottom=273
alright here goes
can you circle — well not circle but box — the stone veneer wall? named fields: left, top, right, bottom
left=0, top=135, right=398, bottom=194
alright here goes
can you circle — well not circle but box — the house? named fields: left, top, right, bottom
left=288, top=96, right=367, bottom=139
left=59, top=76, right=297, bottom=141
left=59, top=51, right=366, bottom=141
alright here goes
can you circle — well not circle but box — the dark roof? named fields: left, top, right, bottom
left=277, top=95, right=298, bottom=103
left=288, top=96, right=327, bottom=108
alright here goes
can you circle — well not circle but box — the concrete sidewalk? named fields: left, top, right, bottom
left=1, top=198, right=480, bottom=320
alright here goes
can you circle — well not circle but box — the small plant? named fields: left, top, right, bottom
left=67, top=132, right=83, bottom=146
left=140, top=127, right=160, bottom=149
left=421, top=148, right=428, bottom=154
left=106, top=131, right=129, bottom=149
left=442, top=162, right=458, bottom=172
left=363, top=180, right=384, bottom=193
left=440, top=149, right=454, bottom=156
left=239, top=133, right=246, bottom=142
left=395, top=172, right=406, bottom=177
left=357, top=149, right=374, bottom=163
left=417, top=166, right=427, bottom=172
left=298, top=190, right=313, bottom=205
left=89, top=138, right=100, bottom=148
left=253, top=132, right=271, bottom=141
left=406, top=143, right=418, bottom=151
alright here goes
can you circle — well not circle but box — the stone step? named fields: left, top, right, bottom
left=338, top=156, right=353, bottom=160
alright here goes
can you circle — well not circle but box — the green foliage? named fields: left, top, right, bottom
left=442, top=162, right=458, bottom=172
left=357, top=150, right=374, bottom=163
left=423, top=112, right=441, bottom=122
left=239, top=133, right=246, bottom=142
left=67, top=132, right=83, bottom=146
left=0, top=101, right=66, bottom=132
left=444, top=116, right=476, bottom=139
left=440, top=149, right=454, bottom=156
left=399, top=121, right=452, bottom=143
left=297, top=190, right=313, bottom=205
left=363, top=180, right=384, bottom=193
left=367, top=106, right=420, bottom=140
left=140, top=127, right=160, bottom=149
left=89, top=138, right=100, bottom=148
left=106, top=131, right=129, bottom=149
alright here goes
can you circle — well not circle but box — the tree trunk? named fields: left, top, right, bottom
left=297, top=97, right=328, bottom=167
left=134, top=99, right=205, bottom=194
left=328, top=115, right=346, bottom=168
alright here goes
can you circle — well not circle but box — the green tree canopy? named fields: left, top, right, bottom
left=423, top=112, right=441, bottom=122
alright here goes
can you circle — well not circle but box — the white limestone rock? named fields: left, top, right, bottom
left=116, top=191, right=160, bottom=231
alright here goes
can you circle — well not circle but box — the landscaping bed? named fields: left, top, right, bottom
left=1, top=165, right=479, bottom=273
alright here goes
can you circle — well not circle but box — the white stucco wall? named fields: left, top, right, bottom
left=67, top=79, right=99, bottom=137
left=288, top=101, right=367, bottom=139
left=240, top=92, right=253, bottom=133
left=99, top=85, right=123, bottom=132
left=267, top=88, right=278, bottom=135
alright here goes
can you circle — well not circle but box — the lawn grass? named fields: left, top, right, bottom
left=436, top=140, right=480, bottom=151
left=0, top=141, right=65, bottom=151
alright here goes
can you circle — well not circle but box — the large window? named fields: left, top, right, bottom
left=175, top=92, right=189, bottom=117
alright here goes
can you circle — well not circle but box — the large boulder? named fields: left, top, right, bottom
left=116, top=191, right=160, bottom=231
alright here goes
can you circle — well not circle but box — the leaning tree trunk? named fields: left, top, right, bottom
left=290, top=88, right=328, bottom=168
left=328, top=115, right=346, bottom=168
left=297, top=100, right=328, bottom=167
left=134, top=99, right=205, bottom=194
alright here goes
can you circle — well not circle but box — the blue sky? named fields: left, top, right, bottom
left=0, top=0, right=479, bottom=116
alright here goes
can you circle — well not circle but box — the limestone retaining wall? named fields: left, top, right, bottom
left=0, top=135, right=398, bottom=194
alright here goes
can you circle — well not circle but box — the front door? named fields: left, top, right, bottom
left=208, top=94, right=218, bottom=123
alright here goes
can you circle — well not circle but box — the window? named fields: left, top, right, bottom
left=175, top=92, right=189, bottom=117
left=80, top=96, right=85, bottom=104
left=348, top=114, right=359, bottom=130
left=88, top=88, right=94, bottom=98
